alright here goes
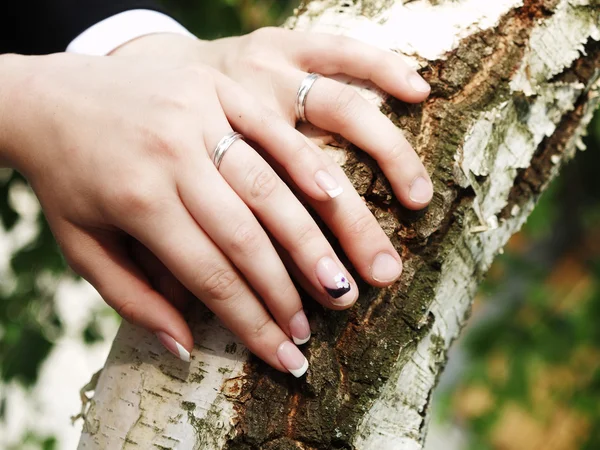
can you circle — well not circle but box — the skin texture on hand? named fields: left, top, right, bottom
left=0, top=28, right=433, bottom=377
left=0, top=54, right=35, bottom=168
left=0, top=52, right=351, bottom=376
left=113, top=30, right=434, bottom=286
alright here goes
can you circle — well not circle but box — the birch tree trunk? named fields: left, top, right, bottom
left=78, top=1, right=600, bottom=449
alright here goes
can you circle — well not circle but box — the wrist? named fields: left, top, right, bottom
left=0, top=53, right=64, bottom=175
left=110, top=32, right=205, bottom=58
left=0, top=54, right=33, bottom=169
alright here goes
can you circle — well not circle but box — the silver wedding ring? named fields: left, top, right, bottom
left=295, top=73, right=322, bottom=123
left=212, top=131, right=244, bottom=170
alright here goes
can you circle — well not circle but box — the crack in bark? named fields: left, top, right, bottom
left=500, top=40, right=600, bottom=221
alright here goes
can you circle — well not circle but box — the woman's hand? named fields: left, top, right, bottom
left=114, top=28, right=434, bottom=296
left=0, top=53, right=369, bottom=376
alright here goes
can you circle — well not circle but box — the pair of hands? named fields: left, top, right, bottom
left=0, top=28, right=433, bottom=376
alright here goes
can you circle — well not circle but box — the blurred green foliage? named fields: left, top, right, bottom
left=443, top=110, right=600, bottom=450
left=160, top=0, right=296, bottom=38
left=0, top=171, right=66, bottom=389
left=6, top=433, right=57, bottom=450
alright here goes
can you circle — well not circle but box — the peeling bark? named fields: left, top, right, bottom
left=79, top=1, right=600, bottom=449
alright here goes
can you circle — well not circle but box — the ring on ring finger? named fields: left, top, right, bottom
left=295, top=73, right=322, bottom=123
left=213, top=131, right=245, bottom=170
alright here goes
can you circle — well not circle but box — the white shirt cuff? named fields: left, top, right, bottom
left=66, top=9, right=195, bottom=56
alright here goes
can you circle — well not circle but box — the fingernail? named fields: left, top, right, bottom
left=289, top=310, right=311, bottom=345
left=316, top=256, right=354, bottom=306
left=409, top=176, right=433, bottom=204
left=408, top=72, right=430, bottom=93
left=277, top=341, right=309, bottom=378
left=315, top=170, right=343, bottom=199
left=156, top=331, right=190, bottom=362
left=371, top=252, right=402, bottom=283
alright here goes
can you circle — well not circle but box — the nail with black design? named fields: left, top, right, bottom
left=316, top=256, right=356, bottom=306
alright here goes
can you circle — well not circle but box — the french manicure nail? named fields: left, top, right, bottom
left=289, top=310, right=311, bottom=345
left=408, top=72, right=431, bottom=93
left=277, top=341, right=309, bottom=378
left=371, top=252, right=402, bottom=283
left=315, top=170, right=343, bottom=199
left=409, top=176, right=434, bottom=204
left=156, top=331, right=191, bottom=362
left=316, top=256, right=354, bottom=306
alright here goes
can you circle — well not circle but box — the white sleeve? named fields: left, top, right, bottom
left=66, top=9, right=196, bottom=56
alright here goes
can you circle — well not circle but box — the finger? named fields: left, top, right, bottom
left=206, top=119, right=359, bottom=311
left=214, top=74, right=344, bottom=201
left=124, top=198, right=309, bottom=376
left=292, top=32, right=431, bottom=102
left=271, top=239, right=340, bottom=311
left=59, top=225, right=193, bottom=362
left=175, top=130, right=312, bottom=348
left=128, top=238, right=193, bottom=312
left=261, top=138, right=404, bottom=287
left=296, top=72, right=434, bottom=209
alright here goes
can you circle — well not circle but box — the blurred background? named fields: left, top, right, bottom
left=0, top=1, right=599, bottom=449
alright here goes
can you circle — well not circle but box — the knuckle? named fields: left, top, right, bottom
left=154, top=89, right=194, bottom=113
left=240, top=28, right=282, bottom=71
left=385, top=139, right=412, bottom=163
left=113, top=182, right=156, bottom=216
left=246, top=166, right=278, bottom=202
left=343, top=212, right=376, bottom=238
left=287, top=140, right=311, bottom=160
left=230, top=222, right=262, bottom=256
left=279, top=282, right=298, bottom=302
left=116, top=301, right=138, bottom=324
left=141, top=124, right=184, bottom=162
left=200, top=267, right=242, bottom=302
left=248, top=314, right=272, bottom=342
left=240, top=55, right=271, bottom=73
left=63, top=247, right=87, bottom=278
left=255, top=107, right=279, bottom=129
left=330, top=86, right=361, bottom=124
left=154, top=69, right=209, bottom=112
left=293, top=222, right=322, bottom=249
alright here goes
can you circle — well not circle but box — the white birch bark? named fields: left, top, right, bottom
left=79, top=1, right=600, bottom=449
